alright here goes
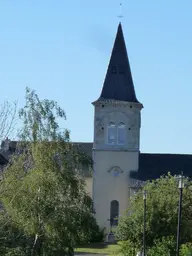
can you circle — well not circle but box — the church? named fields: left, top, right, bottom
left=90, top=22, right=192, bottom=229
left=1, top=23, right=192, bottom=231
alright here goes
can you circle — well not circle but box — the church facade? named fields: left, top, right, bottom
left=1, top=23, right=192, bottom=232
left=92, top=23, right=143, bottom=229
left=90, top=22, right=192, bottom=230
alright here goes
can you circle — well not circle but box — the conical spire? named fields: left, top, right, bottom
left=99, top=23, right=140, bottom=103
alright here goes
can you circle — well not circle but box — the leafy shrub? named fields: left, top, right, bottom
left=117, top=240, right=138, bottom=256
left=117, top=175, right=192, bottom=250
left=89, top=227, right=105, bottom=243
left=87, top=217, right=104, bottom=243
left=117, top=236, right=176, bottom=256
left=180, top=243, right=192, bottom=256
left=147, top=236, right=175, bottom=256
left=5, top=247, right=26, bottom=256
left=147, top=240, right=192, bottom=256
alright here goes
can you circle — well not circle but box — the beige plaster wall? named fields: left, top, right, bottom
left=93, top=101, right=141, bottom=151
left=92, top=100, right=142, bottom=231
left=92, top=150, right=139, bottom=230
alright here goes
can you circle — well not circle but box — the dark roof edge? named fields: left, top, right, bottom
left=140, top=152, right=192, bottom=156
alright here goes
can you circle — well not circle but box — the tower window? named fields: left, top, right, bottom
left=107, top=122, right=116, bottom=144
left=110, top=200, right=119, bottom=226
left=111, top=66, right=117, bottom=74
left=117, top=122, right=125, bottom=145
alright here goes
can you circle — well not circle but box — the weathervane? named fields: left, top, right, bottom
left=117, top=3, right=123, bottom=20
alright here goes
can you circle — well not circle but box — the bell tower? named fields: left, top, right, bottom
left=92, top=23, right=143, bottom=229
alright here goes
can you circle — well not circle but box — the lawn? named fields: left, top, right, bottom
left=75, top=243, right=120, bottom=255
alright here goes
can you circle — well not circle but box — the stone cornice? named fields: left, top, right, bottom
left=92, top=99, right=143, bottom=110
left=92, top=148, right=139, bottom=152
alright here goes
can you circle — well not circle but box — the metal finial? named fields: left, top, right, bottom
left=117, top=3, right=123, bottom=20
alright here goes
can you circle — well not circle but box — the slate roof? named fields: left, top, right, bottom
left=130, top=153, right=192, bottom=181
left=0, top=153, right=8, bottom=165
left=1, top=141, right=192, bottom=181
left=98, top=23, right=140, bottom=103
left=72, top=142, right=93, bottom=157
left=69, top=144, right=192, bottom=181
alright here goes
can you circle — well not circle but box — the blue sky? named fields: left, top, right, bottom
left=0, top=1, right=192, bottom=154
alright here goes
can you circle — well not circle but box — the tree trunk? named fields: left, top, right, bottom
left=68, top=247, right=74, bottom=256
left=32, top=234, right=43, bottom=256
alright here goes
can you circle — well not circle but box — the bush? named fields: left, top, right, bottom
left=180, top=243, right=192, bottom=256
left=117, top=240, right=138, bottom=256
left=89, top=227, right=105, bottom=243
left=117, top=236, right=176, bottom=256
left=117, top=238, right=192, bottom=256
left=147, top=236, right=175, bottom=256
left=147, top=240, right=192, bottom=256
left=88, top=217, right=105, bottom=243
left=5, top=247, right=26, bottom=256
left=117, top=175, right=192, bottom=249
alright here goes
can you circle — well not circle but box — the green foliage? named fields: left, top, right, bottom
left=180, top=243, right=192, bottom=256
left=18, top=87, right=68, bottom=142
left=116, top=174, right=192, bottom=254
left=117, top=240, right=137, bottom=256
left=0, top=100, right=17, bottom=144
left=147, top=236, right=176, bottom=256
left=4, top=247, right=26, bottom=256
left=88, top=220, right=105, bottom=243
left=0, top=87, right=96, bottom=255
left=0, top=210, right=33, bottom=255
left=147, top=239, right=192, bottom=256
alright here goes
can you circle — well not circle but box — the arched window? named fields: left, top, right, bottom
left=108, top=122, right=116, bottom=144
left=117, top=122, right=125, bottom=145
left=110, top=200, right=119, bottom=226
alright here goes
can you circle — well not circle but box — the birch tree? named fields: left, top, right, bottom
left=1, top=87, right=97, bottom=256
left=0, top=100, right=17, bottom=145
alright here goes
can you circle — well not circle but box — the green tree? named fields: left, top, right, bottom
left=116, top=174, right=192, bottom=254
left=0, top=100, right=17, bottom=146
left=1, top=87, right=97, bottom=255
left=0, top=206, right=35, bottom=256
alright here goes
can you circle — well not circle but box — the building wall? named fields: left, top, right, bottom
left=92, top=99, right=142, bottom=230
left=93, top=101, right=141, bottom=151
left=93, top=150, right=139, bottom=230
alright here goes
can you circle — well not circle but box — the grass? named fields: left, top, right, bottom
left=75, top=243, right=120, bottom=255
